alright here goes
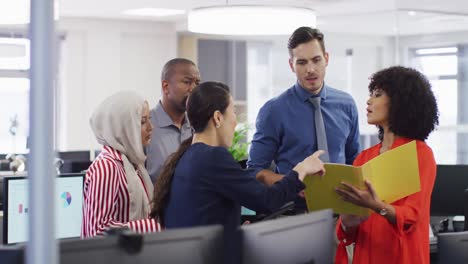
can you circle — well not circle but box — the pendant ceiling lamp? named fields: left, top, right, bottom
left=188, top=5, right=316, bottom=35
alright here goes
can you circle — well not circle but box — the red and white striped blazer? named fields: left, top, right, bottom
left=81, top=145, right=161, bottom=238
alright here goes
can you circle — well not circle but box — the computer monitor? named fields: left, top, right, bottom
left=60, top=235, right=125, bottom=264
left=0, top=175, right=5, bottom=210
left=0, top=245, right=24, bottom=264
left=61, top=160, right=92, bottom=173
left=3, top=173, right=85, bottom=244
left=0, top=173, right=27, bottom=211
left=57, top=151, right=90, bottom=161
left=60, top=225, right=223, bottom=264
left=431, top=165, right=468, bottom=216
left=437, top=231, right=468, bottom=264
left=241, top=209, right=334, bottom=264
left=135, top=225, right=223, bottom=263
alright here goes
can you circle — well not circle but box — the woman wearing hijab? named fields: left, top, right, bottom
left=82, top=91, right=161, bottom=238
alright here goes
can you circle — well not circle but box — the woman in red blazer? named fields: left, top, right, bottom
left=334, top=66, right=439, bottom=264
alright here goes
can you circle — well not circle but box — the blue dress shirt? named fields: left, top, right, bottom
left=247, top=82, right=360, bottom=210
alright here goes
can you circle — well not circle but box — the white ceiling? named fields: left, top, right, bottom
left=59, top=0, right=468, bottom=36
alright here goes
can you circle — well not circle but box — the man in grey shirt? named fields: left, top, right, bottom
left=146, top=58, right=201, bottom=182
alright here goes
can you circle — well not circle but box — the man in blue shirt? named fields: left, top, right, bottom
left=248, top=27, right=360, bottom=213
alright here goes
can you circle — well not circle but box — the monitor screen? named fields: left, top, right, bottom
left=60, top=225, right=224, bottom=264
left=438, top=231, right=468, bottom=263
left=3, top=173, right=84, bottom=244
left=431, top=165, right=468, bottom=216
left=241, top=209, right=334, bottom=264
left=241, top=206, right=256, bottom=216
left=0, top=172, right=27, bottom=211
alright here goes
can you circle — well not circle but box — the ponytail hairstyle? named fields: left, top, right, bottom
left=150, top=81, right=231, bottom=225
left=150, top=137, right=192, bottom=223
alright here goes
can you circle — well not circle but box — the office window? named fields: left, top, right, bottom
left=410, top=46, right=460, bottom=164
left=0, top=37, right=29, bottom=70
left=0, top=37, right=29, bottom=154
left=247, top=41, right=273, bottom=141
left=418, top=55, right=457, bottom=76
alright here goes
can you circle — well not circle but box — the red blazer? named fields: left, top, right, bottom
left=335, top=138, right=436, bottom=264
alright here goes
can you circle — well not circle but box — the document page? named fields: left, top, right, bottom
left=303, top=141, right=420, bottom=216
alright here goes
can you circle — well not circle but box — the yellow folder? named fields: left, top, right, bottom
left=303, top=141, right=420, bottom=216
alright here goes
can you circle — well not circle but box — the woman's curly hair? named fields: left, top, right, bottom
left=368, top=66, right=439, bottom=141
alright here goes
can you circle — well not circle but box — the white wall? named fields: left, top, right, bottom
left=327, top=33, right=396, bottom=134
left=56, top=21, right=395, bottom=152
left=57, top=18, right=177, bottom=151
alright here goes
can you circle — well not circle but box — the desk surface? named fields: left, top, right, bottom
left=0, top=171, right=27, bottom=177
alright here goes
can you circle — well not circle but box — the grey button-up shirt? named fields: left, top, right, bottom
left=146, top=101, right=192, bottom=182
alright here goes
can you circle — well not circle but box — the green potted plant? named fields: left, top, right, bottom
left=228, top=123, right=250, bottom=168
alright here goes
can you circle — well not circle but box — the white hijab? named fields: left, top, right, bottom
left=90, top=91, right=154, bottom=221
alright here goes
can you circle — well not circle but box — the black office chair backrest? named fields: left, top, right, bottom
left=438, top=231, right=468, bottom=264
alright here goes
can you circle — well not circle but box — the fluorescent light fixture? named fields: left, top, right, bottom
left=408, top=11, right=416, bottom=16
left=415, top=47, right=458, bottom=55
left=123, top=8, right=186, bottom=17
left=0, top=0, right=59, bottom=25
left=188, top=6, right=316, bottom=35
